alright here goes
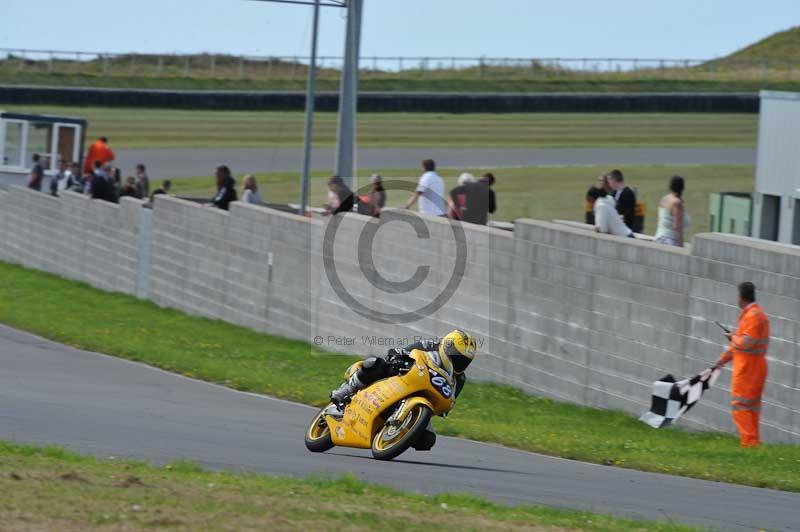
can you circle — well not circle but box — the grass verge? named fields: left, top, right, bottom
left=0, top=104, right=757, bottom=149
left=169, top=164, right=754, bottom=241
left=1, top=260, right=799, bottom=492
left=0, top=440, right=698, bottom=531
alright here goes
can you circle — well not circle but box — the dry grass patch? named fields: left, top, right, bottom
left=0, top=442, right=697, bottom=531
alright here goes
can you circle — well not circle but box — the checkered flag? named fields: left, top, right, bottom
left=639, top=367, right=721, bottom=429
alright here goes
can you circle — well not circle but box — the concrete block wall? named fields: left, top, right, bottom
left=0, top=187, right=142, bottom=295
left=313, top=209, right=502, bottom=359
left=1, top=186, right=798, bottom=442
left=310, top=209, right=464, bottom=356
left=504, top=221, right=720, bottom=432
left=147, top=195, right=318, bottom=343
left=690, top=234, right=800, bottom=442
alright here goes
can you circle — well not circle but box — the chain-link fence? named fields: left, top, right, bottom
left=1, top=48, right=798, bottom=81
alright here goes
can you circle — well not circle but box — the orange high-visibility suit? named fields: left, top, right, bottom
left=84, top=140, right=115, bottom=173
left=717, top=303, right=770, bottom=447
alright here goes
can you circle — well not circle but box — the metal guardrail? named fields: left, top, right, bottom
left=1, top=48, right=798, bottom=81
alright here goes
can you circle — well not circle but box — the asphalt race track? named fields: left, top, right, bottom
left=115, top=146, right=755, bottom=179
left=1, top=325, right=797, bottom=530
left=0, top=146, right=754, bottom=190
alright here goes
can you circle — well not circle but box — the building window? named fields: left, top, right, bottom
left=793, top=200, right=800, bottom=246
left=759, top=194, right=781, bottom=241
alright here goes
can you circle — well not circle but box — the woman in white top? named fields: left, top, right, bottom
left=588, top=186, right=634, bottom=237
left=241, top=174, right=264, bottom=205
left=654, top=175, right=689, bottom=247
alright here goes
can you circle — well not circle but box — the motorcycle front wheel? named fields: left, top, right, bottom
left=305, top=407, right=334, bottom=453
left=371, top=403, right=432, bottom=461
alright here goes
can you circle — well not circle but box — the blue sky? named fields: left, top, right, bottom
left=1, top=0, right=798, bottom=60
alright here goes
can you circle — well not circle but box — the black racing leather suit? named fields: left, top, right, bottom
left=355, top=340, right=467, bottom=399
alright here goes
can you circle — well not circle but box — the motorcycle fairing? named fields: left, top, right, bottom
left=326, top=350, right=455, bottom=448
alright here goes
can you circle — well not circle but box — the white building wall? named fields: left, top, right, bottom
left=753, top=91, right=800, bottom=243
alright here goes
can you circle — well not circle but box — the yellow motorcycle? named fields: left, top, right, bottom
left=305, top=348, right=456, bottom=460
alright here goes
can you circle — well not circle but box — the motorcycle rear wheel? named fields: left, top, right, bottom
left=371, top=403, right=432, bottom=461
left=305, top=407, right=334, bottom=453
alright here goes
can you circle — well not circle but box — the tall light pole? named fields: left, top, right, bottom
left=299, top=0, right=321, bottom=216
left=247, top=0, right=356, bottom=216
left=249, top=0, right=358, bottom=212
left=334, top=0, right=363, bottom=188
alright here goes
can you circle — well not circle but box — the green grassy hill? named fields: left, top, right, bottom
left=3, top=27, right=800, bottom=92
left=706, top=26, right=800, bottom=68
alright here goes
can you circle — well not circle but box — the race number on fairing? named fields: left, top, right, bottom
left=429, top=370, right=452, bottom=398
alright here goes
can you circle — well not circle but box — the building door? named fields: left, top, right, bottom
left=55, top=124, right=79, bottom=165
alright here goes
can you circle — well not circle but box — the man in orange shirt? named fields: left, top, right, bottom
left=714, top=282, right=770, bottom=447
left=84, top=136, right=115, bottom=173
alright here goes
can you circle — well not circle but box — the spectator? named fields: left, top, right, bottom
left=69, top=162, right=84, bottom=192
left=326, top=182, right=339, bottom=212
left=119, top=176, right=141, bottom=199
left=654, top=175, right=690, bottom=247
left=135, top=163, right=150, bottom=198
left=211, top=165, right=237, bottom=211
left=241, top=174, right=264, bottom=205
left=448, top=173, right=475, bottom=220
left=584, top=194, right=594, bottom=224
left=606, top=169, right=638, bottom=231
left=325, top=175, right=354, bottom=215
left=150, top=180, right=172, bottom=202
left=84, top=136, right=115, bottom=174
left=87, top=169, right=115, bottom=203
left=587, top=186, right=634, bottom=238
left=49, top=158, right=69, bottom=196
left=403, top=158, right=446, bottom=216
left=107, top=166, right=122, bottom=202
left=83, top=172, right=94, bottom=195
left=81, top=172, right=94, bottom=194
left=28, top=153, right=44, bottom=191
left=585, top=174, right=608, bottom=225
left=93, top=160, right=108, bottom=179
left=108, top=165, right=121, bottom=185
left=357, top=174, right=386, bottom=217
left=462, top=173, right=493, bottom=225
left=480, top=172, right=497, bottom=219
left=61, top=161, right=80, bottom=193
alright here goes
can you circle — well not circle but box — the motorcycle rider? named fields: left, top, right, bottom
left=329, top=330, right=477, bottom=449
